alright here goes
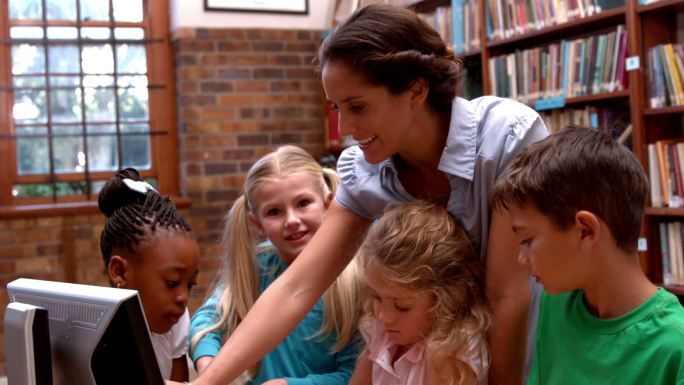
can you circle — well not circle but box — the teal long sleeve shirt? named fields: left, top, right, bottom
left=190, top=246, right=362, bottom=385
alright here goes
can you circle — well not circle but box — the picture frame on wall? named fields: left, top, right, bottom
left=204, top=0, right=309, bottom=14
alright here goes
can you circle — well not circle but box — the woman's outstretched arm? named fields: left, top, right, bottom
left=191, top=202, right=371, bottom=385
left=486, top=206, right=531, bottom=385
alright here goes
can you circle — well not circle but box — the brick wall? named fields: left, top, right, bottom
left=0, top=27, right=327, bottom=376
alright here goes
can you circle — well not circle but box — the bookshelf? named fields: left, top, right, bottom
left=401, top=0, right=684, bottom=296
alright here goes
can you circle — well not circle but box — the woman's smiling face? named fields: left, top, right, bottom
left=322, top=61, right=419, bottom=164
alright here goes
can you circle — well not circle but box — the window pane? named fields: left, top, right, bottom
left=114, top=28, right=145, bottom=40
left=87, top=135, right=118, bottom=172
left=53, top=136, right=84, bottom=173
left=12, top=44, right=45, bottom=75
left=10, top=27, right=44, bottom=39
left=121, top=134, right=150, bottom=169
left=84, top=87, right=116, bottom=122
left=87, top=124, right=116, bottom=134
left=80, top=0, right=110, bottom=22
left=113, top=0, right=143, bottom=22
left=14, top=89, right=47, bottom=124
left=122, top=124, right=151, bottom=169
left=84, top=75, right=115, bottom=88
left=49, top=75, right=80, bottom=87
left=13, top=184, right=54, bottom=198
left=46, top=0, right=77, bottom=21
left=121, top=123, right=149, bottom=133
left=50, top=88, right=82, bottom=123
left=82, top=44, right=114, bottom=74
left=17, top=137, right=50, bottom=175
left=117, top=75, right=147, bottom=88
left=9, top=0, right=42, bottom=20
left=82, top=27, right=111, bottom=40
left=47, top=27, right=78, bottom=39
left=16, top=126, right=48, bottom=136
left=117, top=44, right=147, bottom=74
left=14, top=75, right=46, bottom=88
left=49, top=45, right=80, bottom=73
left=91, top=180, right=107, bottom=195
left=55, top=182, right=88, bottom=196
left=118, top=87, right=149, bottom=121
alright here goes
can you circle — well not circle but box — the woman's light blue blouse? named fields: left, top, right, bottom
left=335, top=96, right=549, bottom=259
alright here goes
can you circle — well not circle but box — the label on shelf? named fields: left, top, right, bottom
left=637, top=237, right=648, bottom=252
left=534, top=97, right=566, bottom=111
left=626, top=56, right=640, bottom=72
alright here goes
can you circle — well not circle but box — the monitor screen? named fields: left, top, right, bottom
left=6, top=278, right=164, bottom=385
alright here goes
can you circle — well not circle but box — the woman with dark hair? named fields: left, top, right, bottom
left=183, top=5, right=547, bottom=385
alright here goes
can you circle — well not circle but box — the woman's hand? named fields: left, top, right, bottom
left=261, top=379, right=288, bottom=385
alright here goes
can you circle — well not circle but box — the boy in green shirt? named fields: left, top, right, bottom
left=491, top=126, right=684, bottom=385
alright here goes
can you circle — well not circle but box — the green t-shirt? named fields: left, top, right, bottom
left=527, top=288, right=684, bottom=385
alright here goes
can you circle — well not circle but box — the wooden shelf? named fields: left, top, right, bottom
left=644, top=105, right=684, bottom=115
left=637, top=0, right=684, bottom=14
left=523, top=90, right=630, bottom=111
left=565, top=90, right=631, bottom=105
left=645, top=207, right=684, bottom=216
left=486, top=7, right=626, bottom=51
left=458, top=49, right=481, bottom=60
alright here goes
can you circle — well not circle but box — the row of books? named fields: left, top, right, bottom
left=647, top=140, right=684, bottom=209
left=488, top=25, right=628, bottom=104
left=485, top=0, right=623, bottom=41
left=647, top=43, right=684, bottom=108
left=658, top=221, right=684, bottom=286
left=539, top=106, right=631, bottom=142
left=418, top=6, right=453, bottom=45
left=453, top=0, right=481, bottom=54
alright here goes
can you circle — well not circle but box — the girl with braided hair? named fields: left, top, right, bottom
left=182, top=4, right=548, bottom=385
left=99, top=167, right=199, bottom=383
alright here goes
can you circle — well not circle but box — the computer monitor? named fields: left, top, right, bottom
left=6, top=278, right=164, bottom=385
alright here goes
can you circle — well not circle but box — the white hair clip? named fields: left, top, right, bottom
left=122, top=178, right=157, bottom=195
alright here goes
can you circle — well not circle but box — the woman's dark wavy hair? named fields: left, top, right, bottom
left=98, top=168, right=192, bottom=270
left=317, top=3, right=463, bottom=113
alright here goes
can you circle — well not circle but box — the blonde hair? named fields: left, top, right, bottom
left=356, top=201, right=490, bottom=385
left=190, top=145, right=361, bottom=380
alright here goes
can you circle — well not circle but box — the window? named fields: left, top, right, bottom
left=0, top=0, right=178, bottom=209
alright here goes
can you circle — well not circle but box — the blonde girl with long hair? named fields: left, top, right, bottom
left=190, top=145, right=362, bottom=385
left=350, top=201, right=490, bottom=385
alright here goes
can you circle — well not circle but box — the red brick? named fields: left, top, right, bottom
left=218, top=94, right=254, bottom=106
left=270, top=81, right=302, bottom=92
left=286, top=68, right=315, bottom=78
left=235, top=81, right=269, bottom=92
left=220, top=121, right=256, bottom=132
left=253, top=41, right=284, bottom=52
left=269, top=55, right=303, bottom=66
left=238, top=134, right=269, bottom=146
left=177, top=40, right=215, bottom=53
left=179, top=67, right=215, bottom=80
left=201, top=135, right=236, bottom=148
left=202, top=108, right=237, bottom=120
left=222, top=149, right=255, bottom=160
left=217, top=41, right=251, bottom=52
left=236, top=55, right=269, bottom=66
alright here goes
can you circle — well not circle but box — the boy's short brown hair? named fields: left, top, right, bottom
left=491, top=125, right=648, bottom=253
